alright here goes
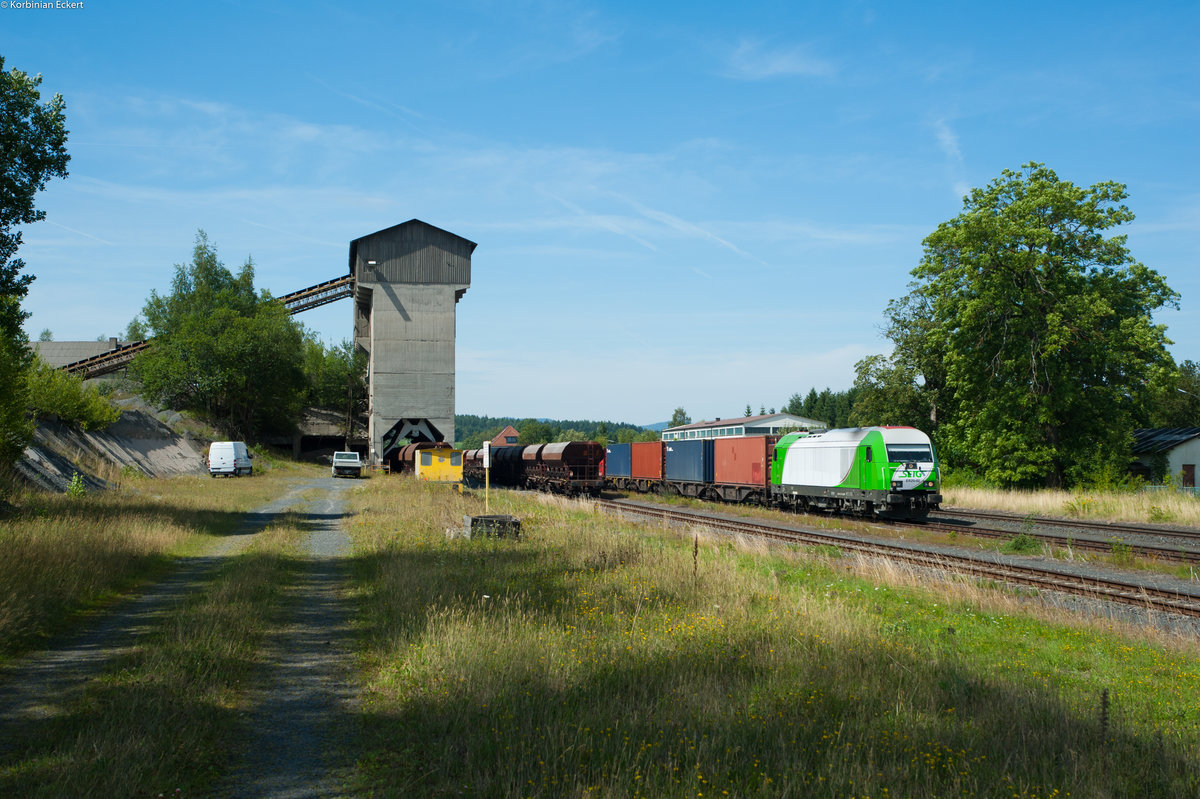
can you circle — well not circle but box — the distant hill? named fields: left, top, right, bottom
left=643, top=421, right=669, bottom=432
left=455, top=414, right=657, bottom=448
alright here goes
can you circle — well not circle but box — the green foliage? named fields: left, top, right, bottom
left=0, top=337, right=33, bottom=468
left=1147, top=505, right=1173, bottom=524
left=1143, top=359, right=1200, bottom=427
left=0, top=58, right=69, bottom=479
left=876, top=163, right=1177, bottom=488
left=123, top=316, right=148, bottom=341
left=668, top=407, right=691, bottom=428
left=25, top=357, right=122, bottom=430
left=847, top=354, right=931, bottom=430
left=1062, top=494, right=1095, bottom=518
left=66, top=471, right=86, bottom=499
left=1108, top=538, right=1134, bottom=566
left=454, top=414, right=654, bottom=449
left=300, top=335, right=367, bottom=433
left=781, top=386, right=857, bottom=427
left=131, top=232, right=306, bottom=440
left=1002, top=532, right=1041, bottom=554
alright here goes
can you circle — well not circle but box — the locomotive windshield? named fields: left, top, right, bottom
left=885, top=444, right=934, bottom=463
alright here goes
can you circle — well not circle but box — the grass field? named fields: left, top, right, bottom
left=3, top=464, right=1199, bottom=796
left=348, top=479, right=1200, bottom=798
left=945, top=485, right=1200, bottom=526
left=0, top=463, right=317, bottom=663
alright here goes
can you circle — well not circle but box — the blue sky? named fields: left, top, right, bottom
left=6, top=1, right=1199, bottom=426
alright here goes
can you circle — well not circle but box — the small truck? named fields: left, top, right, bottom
left=331, top=450, right=363, bottom=478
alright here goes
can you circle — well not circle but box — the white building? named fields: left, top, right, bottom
left=661, top=413, right=827, bottom=442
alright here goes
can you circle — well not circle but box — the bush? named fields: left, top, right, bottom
left=25, top=358, right=121, bottom=431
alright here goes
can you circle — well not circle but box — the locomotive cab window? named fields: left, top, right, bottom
left=885, top=445, right=933, bottom=463
left=864, top=447, right=873, bottom=463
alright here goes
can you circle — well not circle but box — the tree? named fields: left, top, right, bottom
left=25, top=357, right=120, bottom=431
left=848, top=354, right=931, bottom=430
left=0, top=58, right=69, bottom=471
left=1144, top=360, right=1200, bottom=428
left=744, top=403, right=752, bottom=417
left=518, top=419, right=556, bottom=444
left=300, top=334, right=367, bottom=441
left=669, top=407, right=691, bottom=428
left=891, top=163, right=1177, bottom=487
left=131, top=232, right=306, bottom=439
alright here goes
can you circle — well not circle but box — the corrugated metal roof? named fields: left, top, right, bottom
left=1131, top=428, right=1200, bottom=455
left=665, top=413, right=825, bottom=433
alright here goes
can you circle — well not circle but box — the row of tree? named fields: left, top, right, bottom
left=126, top=232, right=367, bottom=441
left=455, top=415, right=659, bottom=449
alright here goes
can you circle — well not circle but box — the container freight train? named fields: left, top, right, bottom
left=606, top=426, right=942, bottom=520
left=463, top=441, right=606, bottom=495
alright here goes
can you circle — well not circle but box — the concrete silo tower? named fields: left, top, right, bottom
left=349, top=219, right=475, bottom=464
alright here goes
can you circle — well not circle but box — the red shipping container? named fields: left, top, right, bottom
left=714, top=436, right=769, bottom=487
left=631, top=441, right=664, bottom=480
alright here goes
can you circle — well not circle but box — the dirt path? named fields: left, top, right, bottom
left=221, top=478, right=360, bottom=797
left=0, top=479, right=318, bottom=737
left=0, top=476, right=365, bottom=796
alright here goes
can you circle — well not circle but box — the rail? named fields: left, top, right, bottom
left=598, top=498, right=1200, bottom=620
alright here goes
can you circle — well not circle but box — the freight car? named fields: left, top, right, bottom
left=605, top=426, right=941, bottom=520
left=463, top=441, right=605, bottom=496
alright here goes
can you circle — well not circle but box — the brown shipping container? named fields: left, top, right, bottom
left=631, top=441, right=665, bottom=480
left=714, top=436, right=770, bottom=487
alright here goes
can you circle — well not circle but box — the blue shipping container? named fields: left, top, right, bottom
left=605, top=443, right=632, bottom=478
left=664, top=440, right=714, bottom=484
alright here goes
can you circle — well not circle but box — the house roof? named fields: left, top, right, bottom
left=1131, top=427, right=1200, bottom=455
left=489, top=425, right=520, bottom=445
left=664, top=413, right=826, bottom=433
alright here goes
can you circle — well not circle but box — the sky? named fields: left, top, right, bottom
left=5, top=1, right=1199, bottom=427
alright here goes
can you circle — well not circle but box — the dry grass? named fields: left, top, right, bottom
left=945, top=486, right=1200, bottom=526
left=0, top=514, right=307, bottom=796
left=347, top=478, right=1200, bottom=798
left=0, top=465, right=316, bottom=662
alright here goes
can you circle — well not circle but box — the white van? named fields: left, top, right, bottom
left=208, top=441, right=253, bottom=477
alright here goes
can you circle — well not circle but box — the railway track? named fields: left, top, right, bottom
left=598, top=498, right=1200, bottom=621
left=917, top=516, right=1200, bottom=566
left=932, top=507, right=1200, bottom=542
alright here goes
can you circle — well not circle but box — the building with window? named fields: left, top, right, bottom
left=489, top=425, right=520, bottom=447
left=1131, top=427, right=1200, bottom=488
left=661, top=413, right=827, bottom=442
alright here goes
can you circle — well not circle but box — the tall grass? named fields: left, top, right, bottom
left=348, top=479, right=1200, bottom=797
left=946, top=485, right=1200, bottom=526
left=0, top=515, right=307, bottom=796
left=0, top=465, right=316, bottom=662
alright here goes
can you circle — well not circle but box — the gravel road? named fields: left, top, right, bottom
left=220, top=477, right=360, bottom=797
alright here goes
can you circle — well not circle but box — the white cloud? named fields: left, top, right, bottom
left=724, top=38, right=835, bottom=80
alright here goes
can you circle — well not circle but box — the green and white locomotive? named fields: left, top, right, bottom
left=770, top=426, right=942, bottom=519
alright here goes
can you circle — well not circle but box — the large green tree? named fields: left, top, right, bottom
left=132, top=232, right=306, bottom=439
left=892, top=163, right=1177, bottom=487
left=0, top=58, right=69, bottom=470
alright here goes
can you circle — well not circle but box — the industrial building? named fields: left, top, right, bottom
left=660, top=412, right=827, bottom=442
left=350, top=220, right=475, bottom=464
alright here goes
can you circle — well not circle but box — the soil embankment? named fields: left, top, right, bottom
left=16, top=401, right=207, bottom=492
